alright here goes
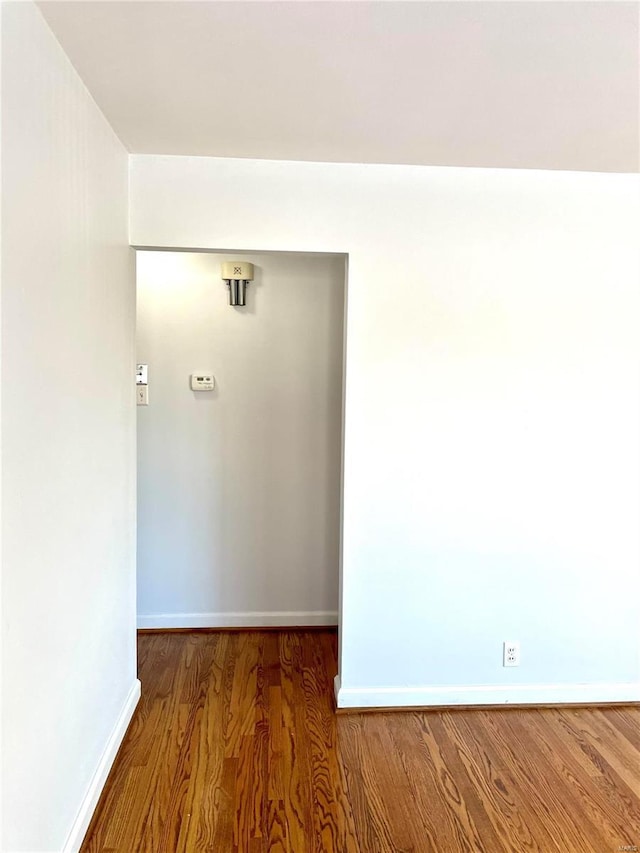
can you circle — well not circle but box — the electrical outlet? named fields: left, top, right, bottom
left=503, top=641, right=520, bottom=667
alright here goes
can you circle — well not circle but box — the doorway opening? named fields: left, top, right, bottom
left=135, top=248, right=346, bottom=638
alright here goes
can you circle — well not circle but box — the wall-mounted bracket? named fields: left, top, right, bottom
left=222, top=261, right=254, bottom=307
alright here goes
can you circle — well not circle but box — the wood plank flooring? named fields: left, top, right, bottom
left=81, top=630, right=640, bottom=852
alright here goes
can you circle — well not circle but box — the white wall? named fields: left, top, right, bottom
left=131, top=154, right=640, bottom=708
left=136, top=250, right=344, bottom=628
left=1, top=4, right=137, bottom=851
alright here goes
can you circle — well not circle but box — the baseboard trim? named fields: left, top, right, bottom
left=62, top=679, right=141, bottom=853
left=334, top=679, right=640, bottom=710
left=137, top=611, right=338, bottom=630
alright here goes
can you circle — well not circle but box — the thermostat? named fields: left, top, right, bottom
left=191, top=373, right=215, bottom=391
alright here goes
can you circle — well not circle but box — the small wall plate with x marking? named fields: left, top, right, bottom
left=221, top=261, right=254, bottom=281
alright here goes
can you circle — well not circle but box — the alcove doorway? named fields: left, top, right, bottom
left=136, top=249, right=346, bottom=633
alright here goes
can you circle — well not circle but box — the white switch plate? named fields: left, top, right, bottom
left=137, top=385, right=149, bottom=406
left=136, top=364, right=148, bottom=385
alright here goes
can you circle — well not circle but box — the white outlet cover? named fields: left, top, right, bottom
left=503, top=641, right=520, bottom=667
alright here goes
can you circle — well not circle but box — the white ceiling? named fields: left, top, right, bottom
left=38, top=1, right=639, bottom=172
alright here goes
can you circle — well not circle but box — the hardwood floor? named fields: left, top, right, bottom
left=81, top=630, right=640, bottom=852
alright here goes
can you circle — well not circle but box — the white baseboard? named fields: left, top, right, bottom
left=137, top=610, right=339, bottom=629
left=334, top=678, right=640, bottom=709
left=62, top=679, right=141, bottom=853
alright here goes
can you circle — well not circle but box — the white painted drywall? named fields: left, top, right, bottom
left=38, top=1, right=640, bottom=173
left=131, top=155, right=640, bottom=707
left=136, top=250, right=344, bottom=628
left=1, top=4, right=137, bottom=850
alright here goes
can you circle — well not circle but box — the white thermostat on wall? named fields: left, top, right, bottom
left=191, top=373, right=215, bottom=391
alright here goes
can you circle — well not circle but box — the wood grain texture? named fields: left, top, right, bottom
left=81, top=630, right=640, bottom=852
